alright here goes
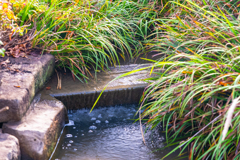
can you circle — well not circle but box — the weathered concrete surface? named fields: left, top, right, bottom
left=0, top=132, right=21, bottom=160
left=41, top=64, right=151, bottom=109
left=2, top=98, right=66, bottom=160
left=0, top=54, right=55, bottom=122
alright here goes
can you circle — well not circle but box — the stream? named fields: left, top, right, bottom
left=51, top=104, right=187, bottom=160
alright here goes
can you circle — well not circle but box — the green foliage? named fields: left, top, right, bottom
left=136, top=0, right=240, bottom=159
left=15, top=0, right=161, bottom=81
left=0, top=48, right=5, bottom=57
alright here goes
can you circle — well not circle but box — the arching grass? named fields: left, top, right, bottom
left=137, top=0, right=240, bottom=159
left=15, top=0, right=161, bottom=81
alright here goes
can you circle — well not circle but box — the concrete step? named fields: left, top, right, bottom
left=2, top=96, right=67, bottom=160
left=41, top=64, right=151, bottom=109
left=0, top=54, right=55, bottom=122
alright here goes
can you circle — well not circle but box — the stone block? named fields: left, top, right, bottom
left=0, top=133, right=20, bottom=160
left=2, top=99, right=66, bottom=160
left=0, top=54, right=55, bottom=122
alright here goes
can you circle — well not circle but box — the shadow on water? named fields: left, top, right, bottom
left=50, top=104, right=188, bottom=160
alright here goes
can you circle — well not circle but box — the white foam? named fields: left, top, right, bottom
left=89, top=126, right=97, bottom=130
left=65, top=120, right=74, bottom=126
left=66, top=134, right=73, bottom=138
left=91, top=117, right=96, bottom=121
left=96, top=120, right=101, bottom=123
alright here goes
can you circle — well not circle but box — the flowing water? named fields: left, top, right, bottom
left=51, top=104, right=187, bottom=160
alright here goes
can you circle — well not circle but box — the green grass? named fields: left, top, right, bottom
left=14, top=0, right=161, bottom=81
left=136, top=0, right=240, bottom=159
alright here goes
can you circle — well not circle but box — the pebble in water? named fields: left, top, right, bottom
left=95, top=120, right=101, bottom=123
left=88, top=130, right=93, bottom=133
left=73, top=127, right=76, bottom=129
left=74, top=148, right=77, bottom=151
left=81, top=134, right=84, bottom=136
left=74, top=136, right=77, bottom=138
left=105, top=120, right=109, bottom=123
left=69, top=140, right=74, bottom=143
left=89, top=125, right=97, bottom=130
left=67, top=144, right=71, bottom=147
left=98, top=114, right=102, bottom=118
left=66, top=134, right=73, bottom=138
left=91, top=117, right=96, bottom=121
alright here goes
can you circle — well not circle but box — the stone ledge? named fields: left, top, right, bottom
left=2, top=99, right=66, bottom=160
left=0, top=132, right=21, bottom=160
left=0, top=54, right=55, bottom=122
left=41, top=64, right=150, bottom=109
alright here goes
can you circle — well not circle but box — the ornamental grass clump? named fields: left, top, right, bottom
left=136, top=0, right=240, bottom=159
left=14, top=0, right=160, bottom=81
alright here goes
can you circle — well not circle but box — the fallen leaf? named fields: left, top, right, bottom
left=14, top=85, right=20, bottom=88
left=46, top=86, right=51, bottom=90
left=13, top=68, right=20, bottom=72
left=0, top=58, right=10, bottom=66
